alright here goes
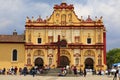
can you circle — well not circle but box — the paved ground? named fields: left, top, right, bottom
left=0, top=74, right=114, bottom=80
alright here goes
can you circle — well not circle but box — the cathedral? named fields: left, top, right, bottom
left=0, top=2, right=107, bottom=70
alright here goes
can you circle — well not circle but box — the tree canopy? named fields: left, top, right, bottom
left=107, top=48, right=120, bottom=68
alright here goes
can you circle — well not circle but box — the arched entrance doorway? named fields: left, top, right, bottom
left=60, top=56, right=70, bottom=67
left=34, top=57, right=44, bottom=68
left=85, top=58, right=94, bottom=69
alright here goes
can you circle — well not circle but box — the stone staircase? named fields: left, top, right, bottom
left=37, top=68, right=76, bottom=76
left=44, top=68, right=61, bottom=76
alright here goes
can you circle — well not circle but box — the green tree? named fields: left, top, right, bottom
left=114, top=52, right=120, bottom=63
left=107, top=48, right=120, bottom=68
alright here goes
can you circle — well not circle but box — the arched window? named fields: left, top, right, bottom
left=12, top=49, right=17, bottom=61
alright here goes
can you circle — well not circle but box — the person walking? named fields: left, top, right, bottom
left=118, top=67, right=120, bottom=80
left=2, top=68, right=6, bottom=75
left=31, top=67, right=36, bottom=77
left=14, top=66, right=18, bottom=75
left=73, top=66, right=77, bottom=76
left=19, top=68, right=22, bottom=75
left=11, top=66, right=14, bottom=75
left=83, top=68, right=87, bottom=77
left=113, top=69, right=118, bottom=80
left=23, top=66, right=28, bottom=76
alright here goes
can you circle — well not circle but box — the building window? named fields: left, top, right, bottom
left=48, top=36, right=53, bottom=43
left=12, top=49, right=17, bottom=61
left=38, top=38, right=41, bottom=43
left=87, top=38, right=91, bottom=44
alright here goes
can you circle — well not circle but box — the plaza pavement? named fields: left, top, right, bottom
left=0, top=74, right=114, bottom=80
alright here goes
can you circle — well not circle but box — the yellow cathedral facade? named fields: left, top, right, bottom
left=0, top=2, right=107, bottom=70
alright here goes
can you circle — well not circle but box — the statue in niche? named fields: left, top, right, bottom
left=88, top=33, right=90, bottom=37
left=56, top=13, right=59, bottom=18
left=61, top=30, right=66, bottom=39
left=55, top=13, right=59, bottom=24
left=68, top=14, right=72, bottom=22
left=61, top=14, right=66, bottom=25
left=27, top=58, right=31, bottom=65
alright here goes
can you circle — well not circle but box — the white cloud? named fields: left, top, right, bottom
left=25, top=2, right=53, bottom=19
left=0, top=0, right=52, bottom=34
left=0, top=0, right=25, bottom=15
left=0, top=19, right=12, bottom=27
left=74, top=4, right=93, bottom=18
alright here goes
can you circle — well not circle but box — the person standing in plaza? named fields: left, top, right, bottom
left=118, top=67, right=120, bottom=80
left=2, top=68, right=6, bottom=75
left=83, top=68, right=86, bottom=77
left=113, top=69, right=118, bottom=80
left=14, top=66, right=18, bottom=75
left=23, top=66, right=28, bottom=76
left=19, top=67, right=22, bottom=75
left=73, top=66, right=77, bottom=76
left=31, top=67, right=36, bottom=77
left=11, top=66, right=14, bottom=75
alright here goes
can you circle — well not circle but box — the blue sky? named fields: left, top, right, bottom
left=0, top=0, right=120, bottom=51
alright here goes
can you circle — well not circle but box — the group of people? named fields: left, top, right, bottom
left=0, top=66, right=27, bottom=75
left=0, top=66, right=49, bottom=77
left=2, top=65, right=118, bottom=78
left=58, top=66, right=87, bottom=77
left=0, top=66, right=18, bottom=75
left=57, top=66, right=115, bottom=77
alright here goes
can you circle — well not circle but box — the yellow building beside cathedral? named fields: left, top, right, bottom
left=0, top=2, right=107, bottom=71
